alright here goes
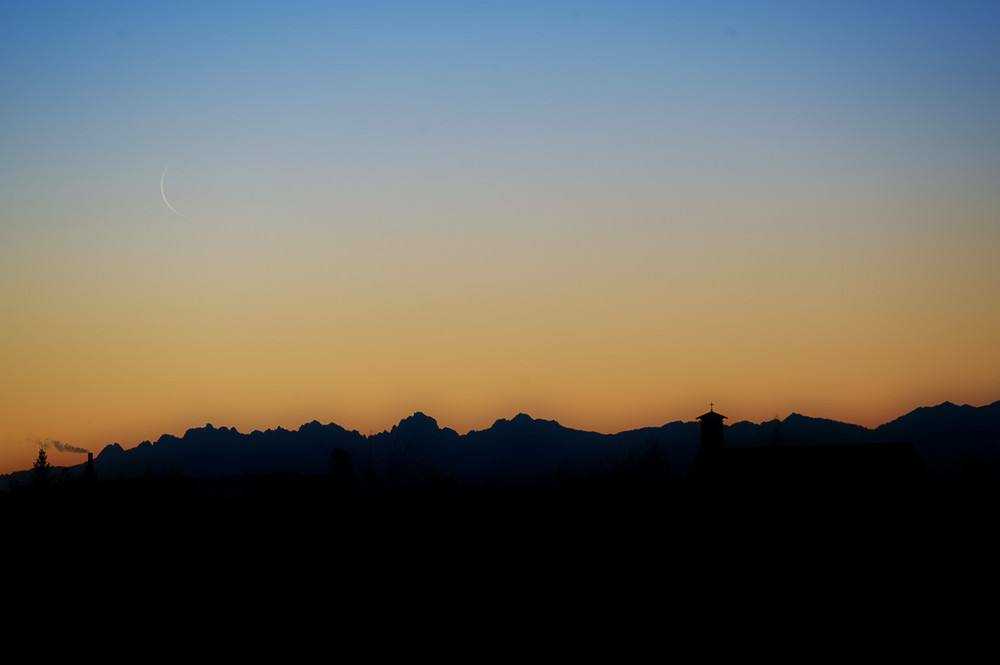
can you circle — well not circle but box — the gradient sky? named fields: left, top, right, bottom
left=2, top=1, right=999, bottom=474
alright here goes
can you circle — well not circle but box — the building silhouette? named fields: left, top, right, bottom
left=687, top=404, right=925, bottom=496
left=697, top=404, right=726, bottom=455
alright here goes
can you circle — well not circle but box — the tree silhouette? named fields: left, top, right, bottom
left=330, top=447, right=355, bottom=490
left=32, top=448, right=52, bottom=489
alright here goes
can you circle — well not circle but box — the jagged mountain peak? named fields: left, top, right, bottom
left=489, top=413, right=564, bottom=430
left=379, top=411, right=460, bottom=441
left=403, top=411, right=437, bottom=424
left=4, top=400, right=998, bottom=490
left=392, top=412, right=441, bottom=431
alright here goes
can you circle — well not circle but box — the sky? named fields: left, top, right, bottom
left=2, top=1, right=999, bottom=474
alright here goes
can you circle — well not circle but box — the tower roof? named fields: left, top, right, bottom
left=697, top=404, right=727, bottom=421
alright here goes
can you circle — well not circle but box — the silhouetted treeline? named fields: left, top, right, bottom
left=4, top=434, right=997, bottom=636
left=2, top=401, right=997, bottom=551
left=3, top=440, right=996, bottom=531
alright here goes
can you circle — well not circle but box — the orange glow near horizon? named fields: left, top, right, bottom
left=3, top=225, right=998, bottom=475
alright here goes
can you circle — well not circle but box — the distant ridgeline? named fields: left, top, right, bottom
left=2, top=401, right=998, bottom=491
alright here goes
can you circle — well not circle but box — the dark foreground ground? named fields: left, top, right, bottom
left=5, top=470, right=996, bottom=568
left=3, top=471, right=996, bottom=652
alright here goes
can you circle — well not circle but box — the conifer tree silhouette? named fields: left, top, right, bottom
left=32, top=448, right=52, bottom=489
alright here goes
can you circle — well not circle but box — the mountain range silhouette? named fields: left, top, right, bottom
left=4, top=400, right=998, bottom=491
left=5, top=400, right=998, bottom=628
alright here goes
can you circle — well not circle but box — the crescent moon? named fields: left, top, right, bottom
left=160, top=165, right=185, bottom=217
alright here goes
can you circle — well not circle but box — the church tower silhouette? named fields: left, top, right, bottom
left=697, top=403, right=726, bottom=454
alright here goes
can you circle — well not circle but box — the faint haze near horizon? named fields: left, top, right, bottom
left=2, top=2, right=999, bottom=474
